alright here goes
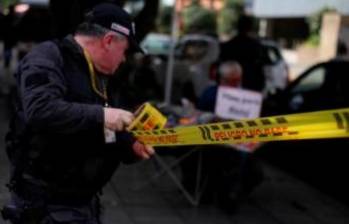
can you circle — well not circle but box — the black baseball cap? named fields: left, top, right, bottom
left=86, top=3, right=143, bottom=53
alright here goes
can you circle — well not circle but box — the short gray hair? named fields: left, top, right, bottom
left=219, top=61, right=242, bottom=78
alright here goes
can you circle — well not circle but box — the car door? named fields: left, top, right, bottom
left=258, top=60, right=349, bottom=205
left=262, top=62, right=327, bottom=115
left=286, top=63, right=328, bottom=112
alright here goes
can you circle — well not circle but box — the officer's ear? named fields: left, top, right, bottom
left=102, top=32, right=115, bottom=50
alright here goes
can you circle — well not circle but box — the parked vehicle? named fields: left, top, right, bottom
left=141, top=33, right=171, bottom=60
left=141, top=33, right=289, bottom=102
left=259, top=59, right=349, bottom=205
left=175, top=34, right=219, bottom=99
left=141, top=33, right=219, bottom=103
left=263, top=59, right=349, bottom=115
left=261, top=40, right=289, bottom=96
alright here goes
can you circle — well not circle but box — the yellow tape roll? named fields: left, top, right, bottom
left=128, top=102, right=167, bottom=131
left=130, top=106, right=349, bottom=147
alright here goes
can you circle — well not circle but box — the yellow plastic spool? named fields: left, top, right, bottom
left=128, top=102, right=167, bottom=131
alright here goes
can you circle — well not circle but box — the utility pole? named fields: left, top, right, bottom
left=164, top=0, right=179, bottom=105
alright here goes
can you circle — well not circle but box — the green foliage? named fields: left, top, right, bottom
left=305, top=34, right=320, bottom=47
left=225, top=0, right=244, bottom=9
left=156, top=0, right=245, bottom=36
left=157, top=5, right=173, bottom=33
left=1, top=0, right=18, bottom=9
left=306, top=7, right=337, bottom=46
left=218, top=0, right=244, bottom=35
left=182, top=2, right=217, bottom=35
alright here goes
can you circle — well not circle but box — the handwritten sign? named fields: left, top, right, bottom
left=215, top=87, right=262, bottom=120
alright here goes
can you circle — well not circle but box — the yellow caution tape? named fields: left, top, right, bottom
left=130, top=104, right=349, bottom=147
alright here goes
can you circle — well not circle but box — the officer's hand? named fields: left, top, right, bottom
left=104, top=108, right=134, bottom=131
left=132, top=141, right=155, bottom=159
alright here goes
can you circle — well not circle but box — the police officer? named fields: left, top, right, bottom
left=2, top=3, right=154, bottom=223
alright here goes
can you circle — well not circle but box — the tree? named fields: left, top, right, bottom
left=1, top=0, right=18, bottom=9
left=217, top=0, right=244, bottom=36
left=182, top=1, right=217, bottom=35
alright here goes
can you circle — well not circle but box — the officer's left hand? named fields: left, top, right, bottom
left=132, top=141, right=155, bottom=159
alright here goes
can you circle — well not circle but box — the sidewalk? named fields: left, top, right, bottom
left=99, top=156, right=349, bottom=224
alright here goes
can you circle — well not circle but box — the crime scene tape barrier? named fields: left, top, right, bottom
left=129, top=104, right=349, bottom=147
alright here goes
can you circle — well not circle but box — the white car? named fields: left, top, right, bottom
left=140, top=33, right=171, bottom=59
left=141, top=33, right=219, bottom=102
left=141, top=34, right=288, bottom=102
left=175, top=34, right=219, bottom=98
left=261, top=40, right=289, bottom=96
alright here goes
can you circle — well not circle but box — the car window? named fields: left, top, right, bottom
left=141, top=34, right=171, bottom=56
left=265, top=46, right=281, bottom=64
left=181, top=40, right=209, bottom=61
left=291, top=66, right=326, bottom=93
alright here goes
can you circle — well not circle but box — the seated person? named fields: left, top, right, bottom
left=182, top=61, right=263, bottom=211
left=197, top=61, right=242, bottom=111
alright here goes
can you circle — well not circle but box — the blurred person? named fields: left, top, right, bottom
left=1, top=3, right=154, bottom=224
left=197, top=61, right=242, bottom=111
left=220, top=15, right=266, bottom=92
left=187, top=61, right=263, bottom=211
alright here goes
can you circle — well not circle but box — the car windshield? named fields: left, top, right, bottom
left=181, top=40, right=209, bottom=61
left=141, top=33, right=171, bottom=56
left=291, top=65, right=326, bottom=93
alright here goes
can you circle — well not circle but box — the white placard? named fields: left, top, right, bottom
left=214, top=87, right=262, bottom=120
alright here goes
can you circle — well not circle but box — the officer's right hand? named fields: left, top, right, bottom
left=104, top=108, right=134, bottom=131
